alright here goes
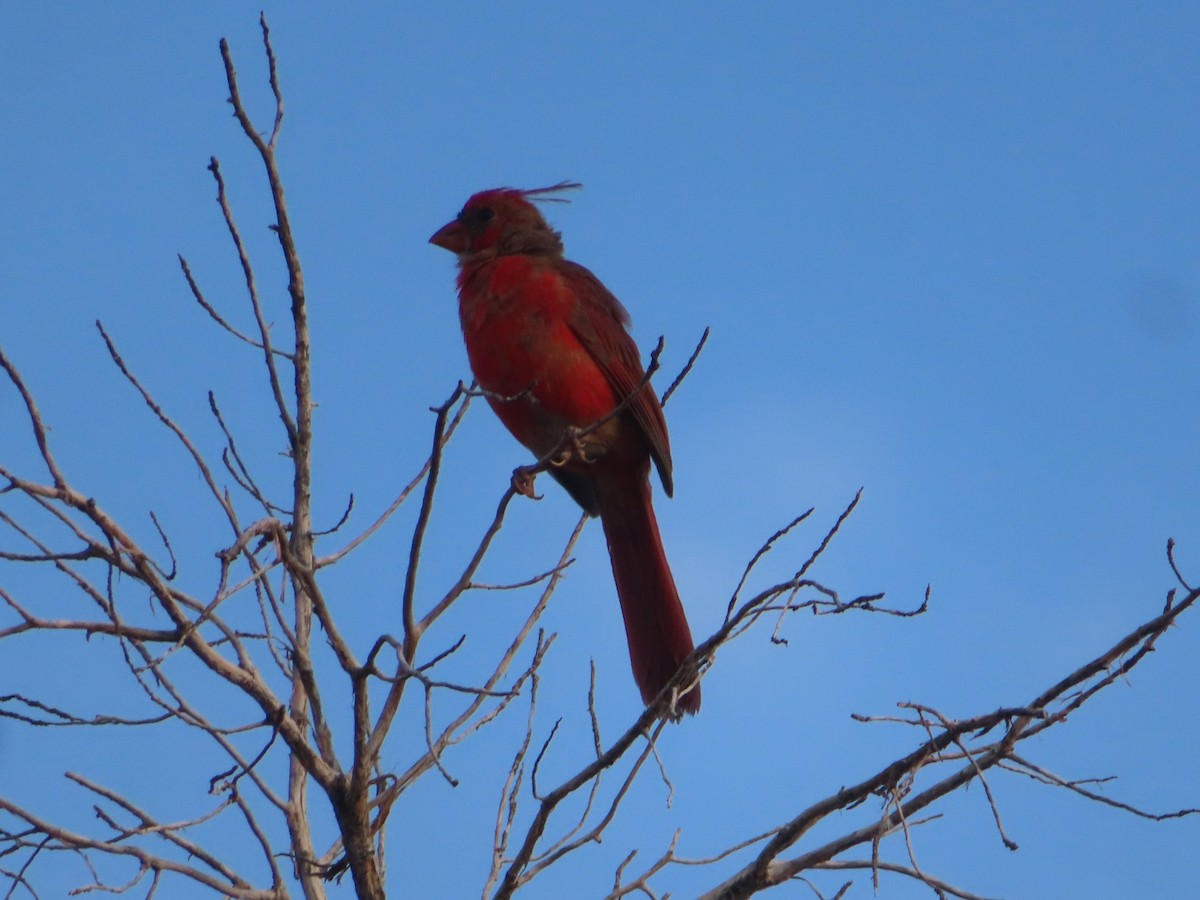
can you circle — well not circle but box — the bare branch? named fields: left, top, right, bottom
left=178, top=254, right=293, bottom=359
left=316, top=384, right=474, bottom=568
left=1003, top=754, right=1200, bottom=821
left=695, top=585, right=1200, bottom=899
left=814, top=859, right=1001, bottom=900
left=660, top=326, right=710, bottom=406
left=0, top=347, right=67, bottom=488
left=0, top=796, right=275, bottom=899
left=0, top=695, right=169, bottom=729
left=94, top=320, right=241, bottom=538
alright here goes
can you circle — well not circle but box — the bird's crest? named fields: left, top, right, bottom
left=517, top=181, right=583, bottom=204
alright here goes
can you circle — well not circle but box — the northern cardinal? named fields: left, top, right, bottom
left=430, top=184, right=701, bottom=714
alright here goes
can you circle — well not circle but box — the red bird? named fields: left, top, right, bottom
left=430, top=184, right=701, bottom=714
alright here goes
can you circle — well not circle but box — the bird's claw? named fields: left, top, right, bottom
left=511, top=467, right=543, bottom=501
left=549, top=426, right=596, bottom=468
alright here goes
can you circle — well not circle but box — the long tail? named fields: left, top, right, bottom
left=596, top=467, right=701, bottom=714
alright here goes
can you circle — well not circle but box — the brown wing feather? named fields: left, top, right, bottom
left=558, top=261, right=674, bottom=496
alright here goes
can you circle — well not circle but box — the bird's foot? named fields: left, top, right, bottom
left=511, top=466, right=543, bottom=501
left=548, top=426, right=596, bottom=468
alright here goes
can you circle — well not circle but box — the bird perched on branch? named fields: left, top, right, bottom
left=430, top=183, right=701, bottom=715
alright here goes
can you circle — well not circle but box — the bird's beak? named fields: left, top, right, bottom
left=429, top=218, right=469, bottom=254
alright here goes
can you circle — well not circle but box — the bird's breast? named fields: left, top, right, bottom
left=458, top=257, right=620, bottom=451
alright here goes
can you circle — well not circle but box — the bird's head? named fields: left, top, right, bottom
left=429, top=181, right=581, bottom=261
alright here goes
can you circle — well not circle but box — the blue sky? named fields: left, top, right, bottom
left=2, top=4, right=1198, bottom=898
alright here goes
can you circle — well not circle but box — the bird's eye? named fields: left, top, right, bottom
left=457, top=206, right=495, bottom=229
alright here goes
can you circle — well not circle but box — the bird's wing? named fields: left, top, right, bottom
left=559, top=260, right=674, bottom=496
